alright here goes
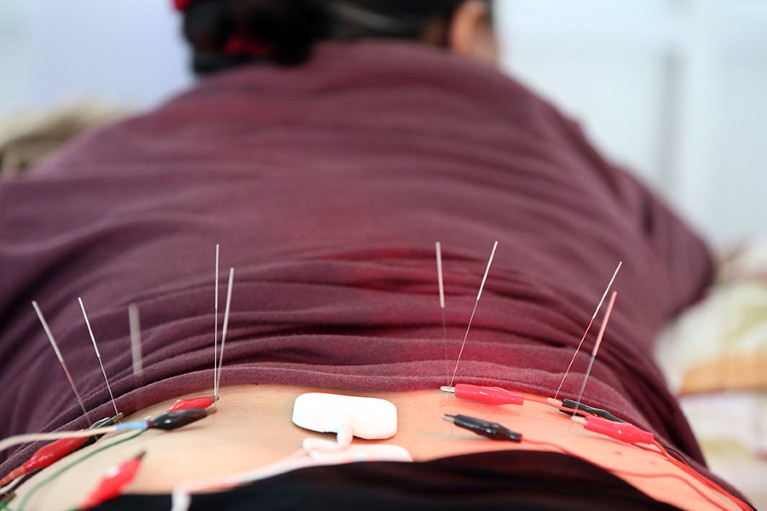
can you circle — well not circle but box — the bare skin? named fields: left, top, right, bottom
left=13, top=384, right=739, bottom=510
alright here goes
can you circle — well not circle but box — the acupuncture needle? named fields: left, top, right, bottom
left=213, top=244, right=220, bottom=397
left=32, top=301, right=92, bottom=425
left=435, top=242, right=447, bottom=340
left=79, top=297, right=119, bottom=417
left=448, top=241, right=498, bottom=388
left=214, top=268, right=234, bottom=400
left=128, top=304, right=142, bottom=379
left=166, top=260, right=232, bottom=413
left=128, top=303, right=145, bottom=413
left=570, top=291, right=617, bottom=430
left=436, top=242, right=450, bottom=388
left=554, top=261, right=622, bottom=400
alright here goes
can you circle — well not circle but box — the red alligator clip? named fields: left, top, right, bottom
left=166, top=396, right=217, bottom=412
left=453, top=384, right=525, bottom=406
left=0, top=437, right=90, bottom=486
left=582, top=416, right=654, bottom=445
left=80, top=452, right=145, bottom=509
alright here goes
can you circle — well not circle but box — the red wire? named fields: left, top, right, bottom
left=522, top=437, right=741, bottom=511
left=652, top=441, right=753, bottom=511
left=0, top=465, right=26, bottom=487
left=461, top=392, right=751, bottom=510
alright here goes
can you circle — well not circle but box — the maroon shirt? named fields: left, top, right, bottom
left=0, top=41, right=713, bottom=483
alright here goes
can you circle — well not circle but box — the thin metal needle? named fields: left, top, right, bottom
left=214, top=244, right=220, bottom=396
left=128, top=304, right=143, bottom=377
left=214, top=268, right=234, bottom=400
left=32, top=301, right=92, bottom=425
left=436, top=241, right=447, bottom=339
left=554, top=261, right=622, bottom=400
left=436, top=242, right=450, bottom=387
left=570, top=291, right=618, bottom=428
left=78, top=297, right=119, bottom=416
left=128, top=303, right=144, bottom=412
left=448, top=241, right=498, bottom=388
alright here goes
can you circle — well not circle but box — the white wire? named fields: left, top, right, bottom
left=170, top=449, right=309, bottom=511
left=0, top=423, right=146, bottom=454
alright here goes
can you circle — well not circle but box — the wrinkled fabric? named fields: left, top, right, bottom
left=1, top=41, right=713, bottom=484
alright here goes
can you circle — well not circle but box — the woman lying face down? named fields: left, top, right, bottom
left=0, top=1, right=752, bottom=510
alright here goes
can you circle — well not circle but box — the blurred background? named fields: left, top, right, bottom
left=1, top=0, right=766, bottom=506
left=1, top=0, right=766, bottom=244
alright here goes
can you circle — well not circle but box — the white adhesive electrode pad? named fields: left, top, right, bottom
left=292, top=393, right=398, bottom=439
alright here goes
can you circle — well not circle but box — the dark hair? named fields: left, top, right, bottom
left=181, top=0, right=471, bottom=75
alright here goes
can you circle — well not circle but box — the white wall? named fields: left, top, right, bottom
left=496, top=0, right=767, bottom=244
left=1, top=0, right=766, bottom=243
left=0, top=0, right=190, bottom=115
left=0, top=0, right=34, bottom=117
